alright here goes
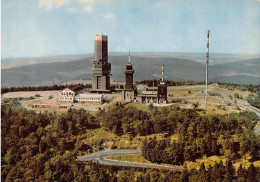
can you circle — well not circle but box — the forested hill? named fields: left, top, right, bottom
left=1, top=100, right=259, bottom=181
left=2, top=55, right=260, bottom=87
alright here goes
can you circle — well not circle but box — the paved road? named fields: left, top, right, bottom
left=77, top=150, right=183, bottom=171
left=228, top=99, right=260, bottom=134
left=213, top=98, right=260, bottom=133
left=233, top=101, right=260, bottom=117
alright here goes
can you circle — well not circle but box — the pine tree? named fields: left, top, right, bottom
left=141, top=138, right=148, bottom=159
left=237, top=164, right=246, bottom=182
left=198, top=162, right=209, bottom=182
left=212, top=162, right=223, bottom=182
left=223, top=160, right=234, bottom=182
left=246, top=163, right=257, bottom=182
left=180, top=169, right=189, bottom=182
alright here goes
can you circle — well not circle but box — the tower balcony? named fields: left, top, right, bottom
left=92, top=63, right=111, bottom=71
left=92, top=63, right=111, bottom=75
left=125, top=70, right=134, bottom=74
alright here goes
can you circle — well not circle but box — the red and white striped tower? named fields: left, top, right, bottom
left=205, top=30, right=210, bottom=106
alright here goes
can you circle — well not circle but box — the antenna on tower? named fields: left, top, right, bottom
left=128, top=50, right=131, bottom=64
left=205, top=30, right=210, bottom=106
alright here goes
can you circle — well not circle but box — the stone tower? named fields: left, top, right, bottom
left=123, top=50, right=135, bottom=102
left=125, top=50, right=134, bottom=89
left=91, top=34, right=111, bottom=92
left=158, top=64, right=167, bottom=103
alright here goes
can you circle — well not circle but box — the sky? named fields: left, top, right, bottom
left=2, top=0, right=260, bottom=59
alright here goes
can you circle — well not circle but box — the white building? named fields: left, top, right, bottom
left=74, top=93, right=103, bottom=104
left=59, top=86, right=103, bottom=104
left=59, top=88, right=79, bottom=102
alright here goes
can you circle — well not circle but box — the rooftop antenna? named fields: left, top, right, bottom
left=128, top=50, right=131, bottom=64
left=205, top=30, right=210, bottom=106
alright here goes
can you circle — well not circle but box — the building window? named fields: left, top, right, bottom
left=97, top=76, right=101, bottom=89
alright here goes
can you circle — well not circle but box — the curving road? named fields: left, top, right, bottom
left=77, top=149, right=183, bottom=171
left=232, top=100, right=260, bottom=117
left=77, top=98, right=260, bottom=169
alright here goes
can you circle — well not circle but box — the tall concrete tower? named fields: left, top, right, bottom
left=91, top=34, right=111, bottom=92
left=158, top=64, right=167, bottom=104
left=125, top=50, right=134, bottom=89
left=205, top=30, right=210, bottom=106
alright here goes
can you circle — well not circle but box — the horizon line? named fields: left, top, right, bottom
left=2, top=51, right=260, bottom=60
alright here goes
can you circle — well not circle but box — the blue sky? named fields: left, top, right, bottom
left=2, top=0, right=260, bottom=59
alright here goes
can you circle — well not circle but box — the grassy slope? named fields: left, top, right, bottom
left=167, top=84, right=251, bottom=115
left=125, top=102, right=151, bottom=113
left=106, top=154, right=260, bottom=171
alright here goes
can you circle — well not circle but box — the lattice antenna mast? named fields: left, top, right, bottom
left=162, top=64, right=164, bottom=82
left=205, top=30, right=210, bottom=106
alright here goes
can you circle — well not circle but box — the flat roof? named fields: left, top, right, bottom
left=140, top=91, right=157, bottom=95
left=75, top=93, right=103, bottom=97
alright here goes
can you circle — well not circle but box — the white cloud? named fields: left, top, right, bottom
left=78, top=0, right=118, bottom=3
left=83, top=6, right=94, bottom=13
left=104, top=12, right=117, bottom=20
left=79, top=0, right=99, bottom=3
left=39, top=0, right=69, bottom=10
left=38, top=0, right=119, bottom=16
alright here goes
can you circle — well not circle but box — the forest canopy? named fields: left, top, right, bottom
left=1, top=99, right=259, bottom=181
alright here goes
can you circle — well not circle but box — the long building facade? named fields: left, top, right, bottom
left=59, top=87, right=103, bottom=104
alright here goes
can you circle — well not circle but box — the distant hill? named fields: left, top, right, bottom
left=209, top=59, right=260, bottom=84
left=1, top=55, right=260, bottom=87
left=1, top=54, right=93, bottom=69
left=2, top=52, right=260, bottom=69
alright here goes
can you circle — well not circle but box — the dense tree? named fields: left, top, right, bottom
left=2, top=97, right=259, bottom=181
left=1, top=83, right=91, bottom=94
left=141, top=106, right=259, bottom=166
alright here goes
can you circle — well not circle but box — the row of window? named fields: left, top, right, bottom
left=75, top=97, right=101, bottom=100
left=60, top=97, right=73, bottom=100
left=61, top=92, right=74, bottom=95
left=60, top=97, right=102, bottom=101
